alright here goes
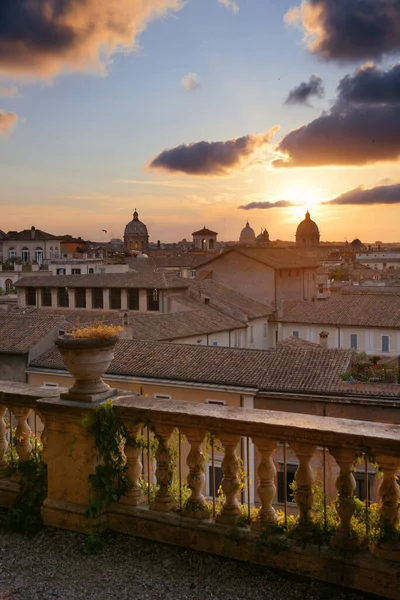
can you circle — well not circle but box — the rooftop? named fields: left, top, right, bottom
left=189, top=279, right=273, bottom=320
left=0, top=314, right=67, bottom=354
left=15, top=271, right=189, bottom=290
left=273, top=294, right=400, bottom=328
left=31, top=340, right=352, bottom=394
left=199, top=247, right=319, bottom=271
left=5, top=227, right=60, bottom=241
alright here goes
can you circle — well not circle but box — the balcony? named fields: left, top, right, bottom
left=0, top=381, right=399, bottom=599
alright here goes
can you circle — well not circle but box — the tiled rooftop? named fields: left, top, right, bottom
left=31, top=340, right=352, bottom=394
left=15, top=271, right=189, bottom=290
left=199, top=247, right=319, bottom=271
left=0, top=314, right=68, bottom=354
left=272, top=294, right=400, bottom=328
left=189, top=279, right=273, bottom=320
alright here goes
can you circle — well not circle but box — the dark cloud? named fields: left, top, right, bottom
left=149, top=127, right=279, bottom=176
left=0, top=110, right=18, bottom=135
left=238, top=200, right=295, bottom=210
left=337, top=62, right=400, bottom=104
left=0, top=0, right=182, bottom=78
left=274, top=103, right=400, bottom=167
left=324, top=183, right=400, bottom=206
left=285, top=0, right=400, bottom=62
left=284, top=75, right=324, bottom=105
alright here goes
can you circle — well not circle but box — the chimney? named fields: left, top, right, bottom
left=31, top=225, right=36, bottom=239
left=319, top=331, right=329, bottom=350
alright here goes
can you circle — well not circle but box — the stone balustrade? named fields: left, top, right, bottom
left=0, top=383, right=399, bottom=599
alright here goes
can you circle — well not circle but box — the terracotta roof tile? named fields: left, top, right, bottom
left=273, top=295, right=400, bottom=328
left=31, top=341, right=352, bottom=394
left=199, top=247, right=319, bottom=271
left=15, top=271, right=189, bottom=290
left=0, top=314, right=68, bottom=354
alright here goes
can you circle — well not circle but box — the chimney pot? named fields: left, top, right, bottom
left=319, top=330, right=329, bottom=350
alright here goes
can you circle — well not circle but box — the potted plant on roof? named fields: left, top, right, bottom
left=55, top=323, right=122, bottom=402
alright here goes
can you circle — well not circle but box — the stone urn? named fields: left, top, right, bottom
left=55, top=335, right=118, bottom=402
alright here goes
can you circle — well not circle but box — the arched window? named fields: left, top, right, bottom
left=134, top=241, right=139, bottom=249
left=54, top=247, right=59, bottom=258
left=35, top=247, right=43, bottom=264
left=8, top=248, right=16, bottom=260
left=49, top=246, right=53, bottom=259
left=5, top=279, right=12, bottom=292
left=21, top=247, right=30, bottom=263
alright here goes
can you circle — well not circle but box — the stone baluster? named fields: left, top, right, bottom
left=291, top=442, right=316, bottom=529
left=12, top=407, right=32, bottom=462
left=182, top=429, right=208, bottom=518
left=36, top=411, right=47, bottom=464
left=329, top=447, right=357, bottom=547
left=251, top=438, right=277, bottom=529
left=372, top=454, right=400, bottom=560
left=0, top=405, right=9, bottom=478
left=151, top=426, right=175, bottom=512
left=120, top=423, right=143, bottom=507
left=216, top=434, right=242, bottom=525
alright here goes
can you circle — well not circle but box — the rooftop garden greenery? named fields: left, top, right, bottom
left=342, top=352, right=399, bottom=383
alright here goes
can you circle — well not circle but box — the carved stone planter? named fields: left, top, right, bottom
left=55, top=335, right=118, bottom=402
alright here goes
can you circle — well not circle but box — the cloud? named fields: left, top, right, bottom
left=218, top=0, right=239, bottom=13
left=337, top=62, right=400, bottom=105
left=149, top=126, right=280, bottom=176
left=323, top=183, right=400, bottom=206
left=274, top=62, right=400, bottom=168
left=285, top=0, right=400, bottom=62
left=114, top=178, right=204, bottom=189
left=181, top=72, right=200, bottom=91
left=0, top=110, right=18, bottom=135
left=284, top=74, right=324, bottom=105
left=238, top=200, right=295, bottom=210
left=0, top=86, right=19, bottom=98
left=0, top=0, right=183, bottom=79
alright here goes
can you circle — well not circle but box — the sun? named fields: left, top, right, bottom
left=278, top=185, right=322, bottom=219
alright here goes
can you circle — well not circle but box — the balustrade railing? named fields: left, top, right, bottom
left=0, top=384, right=399, bottom=597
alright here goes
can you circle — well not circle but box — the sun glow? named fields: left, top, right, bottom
left=278, top=185, right=322, bottom=219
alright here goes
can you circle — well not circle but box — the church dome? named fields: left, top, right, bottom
left=239, top=221, right=256, bottom=245
left=296, top=211, right=320, bottom=247
left=124, top=209, right=148, bottom=237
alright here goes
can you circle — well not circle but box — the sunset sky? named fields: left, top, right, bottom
left=1, top=0, right=400, bottom=243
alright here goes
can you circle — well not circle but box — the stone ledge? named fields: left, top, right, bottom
left=107, top=505, right=398, bottom=600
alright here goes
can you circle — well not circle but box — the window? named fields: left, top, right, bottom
left=275, top=330, right=278, bottom=344
left=110, top=288, right=121, bottom=310
left=250, top=325, right=254, bottom=344
left=208, top=465, right=223, bottom=497
left=350, top=334, right=358, bottom=350
left=190, top=270, right=196, bottom=277
left=57, top=287, right=69, bottom=308
left=147, top=288, right=159, bottom=311
left=354, top=472, right=375, bottom=502
left=277, top=463, right=297, bottom=503
left=8, top=248, right=16, bottom=260
left=128, top=289, right=139, bottom=310
left=212, top=341, right=218, bottom=346
left=209, top=239, right=214, bottom=250
left=71, top=268, right=81, bottom=275
left=42, top=287, right=52, bottom=307
left=54, top=247, right=59, bottom=258
left=88, top=268, right=94, bottom=274
left=205, top=399, right=226, bottom=406
left=21, top=247, right=30, bottom=263
left=92, top=288, right=103, bottom=309
left=35, top=247, right=43, bottom=264
left=204, top=297, right=210, bottom=305
left=26, top=287, right=37, bottom=306
left=56, top=268, right=66, bottom=275
left=49, top=246, right=53, bottom=259
left=75, top=288, right=86, bottom=308
left=292, top=331, right=300, bottom=338
left=263, top=323, right=268, bottom=339
left=5, top=279, right=13, bottom=292
left=382, top=335, right=390, bottom=353
left=235, top=330, right=241, bottom=348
